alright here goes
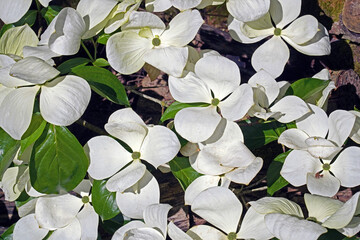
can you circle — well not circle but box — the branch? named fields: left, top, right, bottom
left=76, top=119, right=107, bottom=135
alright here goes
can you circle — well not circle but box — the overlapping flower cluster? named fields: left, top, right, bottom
left=0, top=0, right=359, bottom=240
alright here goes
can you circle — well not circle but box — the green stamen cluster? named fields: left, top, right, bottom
left=132, top=151, right=141, bottom=160
left=82, top=196, right=90, bottom=204
left=228, top=232, right=237, bottom=240
left=274, top=28, right=282, bottom=36
left=211, top=98, right=220, bottom=106
left=322, top=163, right=331, bottom=171
left=152, top=35, right=161, bottom=46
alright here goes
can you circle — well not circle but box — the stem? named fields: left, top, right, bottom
left=75, top=119, right=107, bottom=135
left=243, top=176, right=267, bottom=190
left=81, top=41, right=95, bottom=62
left=130, top=89, right=170, bottom=107
left=241, top=186, right=268, bottom=195
left=91, top=38, right=97, bottom=59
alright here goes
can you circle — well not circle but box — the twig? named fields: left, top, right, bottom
left=243, top=176, right=267, bottom=190
left=241, top=186, right=268, bottom=195
left=76, top=119, right=107, bottom=135
left=130, top=89, right=170, bottom=107
left=81, top=41, right=95, bottom=62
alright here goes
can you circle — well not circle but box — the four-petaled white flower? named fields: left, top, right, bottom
left=279, top=105, right=360, bottom=197
left=86, top=108, right=180, bottom=218
left=248, top=69, right=311, bottom=122
left=106, top=10, right=204, bottom=77
left=249, top=192, right=360, bottom=240
left=170, top=186, right=273, bottom=240
left=229, top=0, right=331, bottom=78
left=0, top=56, right=91, bottom=140
left=180, top=119, right=263, bottom=205
left=13, top=180, right=99, bottom=240
left=112, top=203, right=172, bottom=240
left=169, top=55, right=254, bottom=143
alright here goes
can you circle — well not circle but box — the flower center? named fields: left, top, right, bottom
left=274, top=28, right=282, bottom=36
left=82, top=196, right=90, bottom=204
left=322, top=163, right=331, bottom=171
left=227, top=232, right=237, bottom=240
left=132, top=151, right=141, bottom=160
left=307, top=216, right=318, bottom=222
left=211, top=98, right=220, bottom=106
left=152, top=35, right=161, bottom=46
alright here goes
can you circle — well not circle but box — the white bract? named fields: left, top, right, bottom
left=145, top=0, right=225, bottom=12
left=77, top=0, right=141, bottom=38
left=13, top=180, right=98, bottom=240
left=279, top=105, right=360, bottom=197
left=171, top=186, right=274, bottom=240
left=38, top=7, right=87, bottom=56
left=112, top=203, right=172, bottom=240
left=0, top=56, right=91, bottom=140
left=227, top=0, right=270, bottom=22
left=180, top=119, right=263, bottom=205
left=0, top=145, right=44, bottom=202
left=106, top=10, right=203, bottom=77
left=85, top=108, right=180, bottom=218
left=169, top=55, right=253, bottom=143
left=248, top=69, right=311, bottom=122
left=311, top=68, right=335, bottom=109
left=0, top=0, right=52, bottom=24
left=249, top=192, right=360, bottom=240
left=228, top=0, right=331, bottom=78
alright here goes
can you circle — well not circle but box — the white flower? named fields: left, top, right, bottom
left=279, top=105, right=360, bottom=197
left=77, top=0, right=141, bottom=38
left=171, top=186, right=273, bottom=240
left=249, top=192, right=360, bottom=239
left=38, top=8, right=87, bottom=56
left=0, top=0, right=52, bottom=24
left=0, top=56, right=91, bottom=140
left=13, top=180, right=99, bottom=240
left=106, top=10, right=203, bottom=77
left=180, top=119, right=263, bottom=205
left=248, top=69, right=311, bottom=122
left=85, top=108, right=180, bottom=218
left=169, top=54, right=253, bottom=143
left=112, top=203, right=172, bottom=240
left=229, top=0, right=331, bottom=78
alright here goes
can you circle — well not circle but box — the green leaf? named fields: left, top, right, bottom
left=93, top=58, right=109, bottom=67
left=97, top=33, right=111, bottom=45
left=14, top=10, right=37, bottom=27
left=285, top=78, right=330, bottom=102
left=0, top=128, right=20, bottom=180
left=100, top=214, right=128, bottom=235
left=169, top=157, right=202, bottom=190
left=30, top=124, right=89, bottom=194
left=19, top=114, right=46, bottom=157
left=40, top=5, right=62, bottom=25
left=72, top=66, right=130, bottom=106
left=318, top=229, right=357, bottom=240
left=92, top=179, right=120, bottom=221
left=0, top=24, right=14, bottom=38
left=0, top=223, right=15, bottom=240
left=57, top=57, right=91, bottom=75
left=239, top=120, right=287, bottom=150
left=161, top=101, right=209, bottom=122
left=267, top=151, right=290, bottom=196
